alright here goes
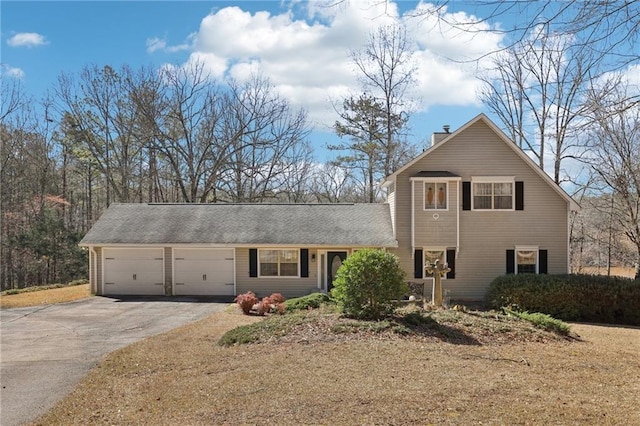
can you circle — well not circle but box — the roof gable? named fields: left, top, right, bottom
left=384, top=114, right=579, bottom=211
left=80, top=203, right=398, bottom=247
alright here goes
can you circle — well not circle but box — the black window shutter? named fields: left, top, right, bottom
left=300, top=249, right=309, bottom=277
left=515, top=181, right=524, bottom=210
left=249, top=249, right=258, bottom=277
left=539, top=250, right=548, bottom=274
left=414, top=249, right=423, bottom=279
left=446, top=249, right=456, bottom=279
left=506, top=250, right=515, bottom=274
left=462, top=182, right=471, bottom=210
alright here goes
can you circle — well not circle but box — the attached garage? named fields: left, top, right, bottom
left=103, top=248, right=164, bottom=295
left=173, top=248, right=235, bottom=296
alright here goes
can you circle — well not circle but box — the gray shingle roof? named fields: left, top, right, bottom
left=80, top=203, right=397, bottom=247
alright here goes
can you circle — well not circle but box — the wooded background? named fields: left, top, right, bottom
left=2, top=1, right=638, bottom=289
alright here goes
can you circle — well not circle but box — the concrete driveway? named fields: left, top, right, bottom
left=0, top=296, right=227, bottom=426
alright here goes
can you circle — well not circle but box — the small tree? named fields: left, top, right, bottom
left=330, top=249, right=407, bottom=320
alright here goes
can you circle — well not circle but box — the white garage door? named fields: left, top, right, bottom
left=103, top=248, right=164, bottom=295
left=174, top=248, right=235, bottom=296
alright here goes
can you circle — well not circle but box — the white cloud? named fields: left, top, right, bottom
left=146, top=36, right=191, bottom=54
left=7, top=32, right=48, bottom=48
left=178, top=1, right=503, bottom=128
left=0, top=64, right=25, bottom=79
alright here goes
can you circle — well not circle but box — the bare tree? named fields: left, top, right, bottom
left=56, top=65, right=147, bottom=205
left=584, top=82, right=640, bottom=279
left=351, top=24, right=416, bottom=177
left=478, top=24, right=596, bottom=184
left=411, top=1, right=639, bottom=70
left=310, top=164, right=359, bottom=203
left=133, top=62, right=229, bottom=203
left=0, top=77, right=24, bottom=123
left=218, top=75, right=310, bottom=202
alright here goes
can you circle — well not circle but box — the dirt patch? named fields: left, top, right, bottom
left=0, top=284, right=91, bottom=309
left=33, top=307, right=640, bottom=425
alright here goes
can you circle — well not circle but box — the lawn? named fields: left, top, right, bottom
left=33, top=305, right=640, bottom=425
left=0, top=284, right=91, bottom=309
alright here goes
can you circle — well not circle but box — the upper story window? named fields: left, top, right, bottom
left=424, top=182, right=447, bottom=210
left=472, top=177, right=514, bottom=210
left=259, top=249, right=299, bottom=277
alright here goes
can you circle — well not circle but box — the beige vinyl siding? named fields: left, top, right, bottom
left=388, top=190, right=396, bottom=237
left=395, top=120, right=569, bottom=300
left=414, top=180, right=457, bottom=247
left=235, top=248, right=319, bottom=298
left=164, top=247, right=172, bottom=295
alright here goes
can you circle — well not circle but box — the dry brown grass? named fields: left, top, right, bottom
left=579, top=266, right=636, bottom=278
left=33, top=306, right=640, bottom=425
left=0, top=284, right=91, bottom=309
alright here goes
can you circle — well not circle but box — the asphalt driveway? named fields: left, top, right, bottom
left=0, top=296, right=227, bottom=426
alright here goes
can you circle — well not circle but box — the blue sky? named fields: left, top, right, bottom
left=2, top=1, right=516, bottom=160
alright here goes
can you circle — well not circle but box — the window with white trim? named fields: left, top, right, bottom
left=424, top=249, right=447, bottom=280
left=472, top=178, right=514, bottom=210
left=259, top=249, right=299, bottom=277
left=424, top=182, right=447, bottom=210
left=516, top=248, right=538, bottom=274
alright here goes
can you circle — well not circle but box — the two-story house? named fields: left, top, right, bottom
left=80, top=114, right=578, bottom=301
left=384, top=113, right=579, bottom=300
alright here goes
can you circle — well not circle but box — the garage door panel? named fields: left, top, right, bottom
left=104, top=248, right=164, bottom=295
left=174, top=249, right=235, bottom=296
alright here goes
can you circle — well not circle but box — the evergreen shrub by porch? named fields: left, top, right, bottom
left=486, top=274, right=640, bottom=326
left=331, top=249, right=407, bottom=320
left=283, top=292, right=331, bottom=311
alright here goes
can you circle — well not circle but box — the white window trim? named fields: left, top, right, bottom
left=515, top=245, right=539, bottom=274
left=471, top=176, right=515, bottom=211
left=423, top=181, right=449, bottom=211
left=423, top=247, right=448, bottom=281
left=258, top=248, right=300, bottom=279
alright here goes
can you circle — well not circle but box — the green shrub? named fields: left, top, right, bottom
left=330, top=249, right=407, bottom=320
left=487, top=274, right=640, bottom=326
left=284, top=292, right=331, bottom=311
left=503, top=308, right=570, bottom=335
left=218, top=324, right=261, bottom=345
left=218, top=311, right=309, bottom=346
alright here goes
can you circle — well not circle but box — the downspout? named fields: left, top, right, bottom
left=567, top=203, right=571, bottom=273
left=456, top=180, right=460, bottom=258
left=411, top=179, right=415, bottom=259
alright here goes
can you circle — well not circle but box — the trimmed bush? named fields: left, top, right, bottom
left=284, top=292, right=331, bottom=311
left=487, top=274, right=640, bottom=326
left=256, top=297, right=272, bottom=316
left=269, top=293, right=286, bottom=304
left=330, top=249, right=407, bottom=320
left=234, top=291, right=258, bottom=315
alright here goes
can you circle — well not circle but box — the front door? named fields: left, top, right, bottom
left=327, top=251, right=347, bottom=292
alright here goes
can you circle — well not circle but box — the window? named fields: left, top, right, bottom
left=259, top=249, right=299, bottom=277
left=473, top=180, right=514, bottom=210
left=516, top=249, right=537, bottom=274
left=507, top=247, right=547, bottom=274
left=424, top=182, right=447, bottom=210
left=425, top=249, right=445, bottom=264
left=424, top=249, right=447, bottom=280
